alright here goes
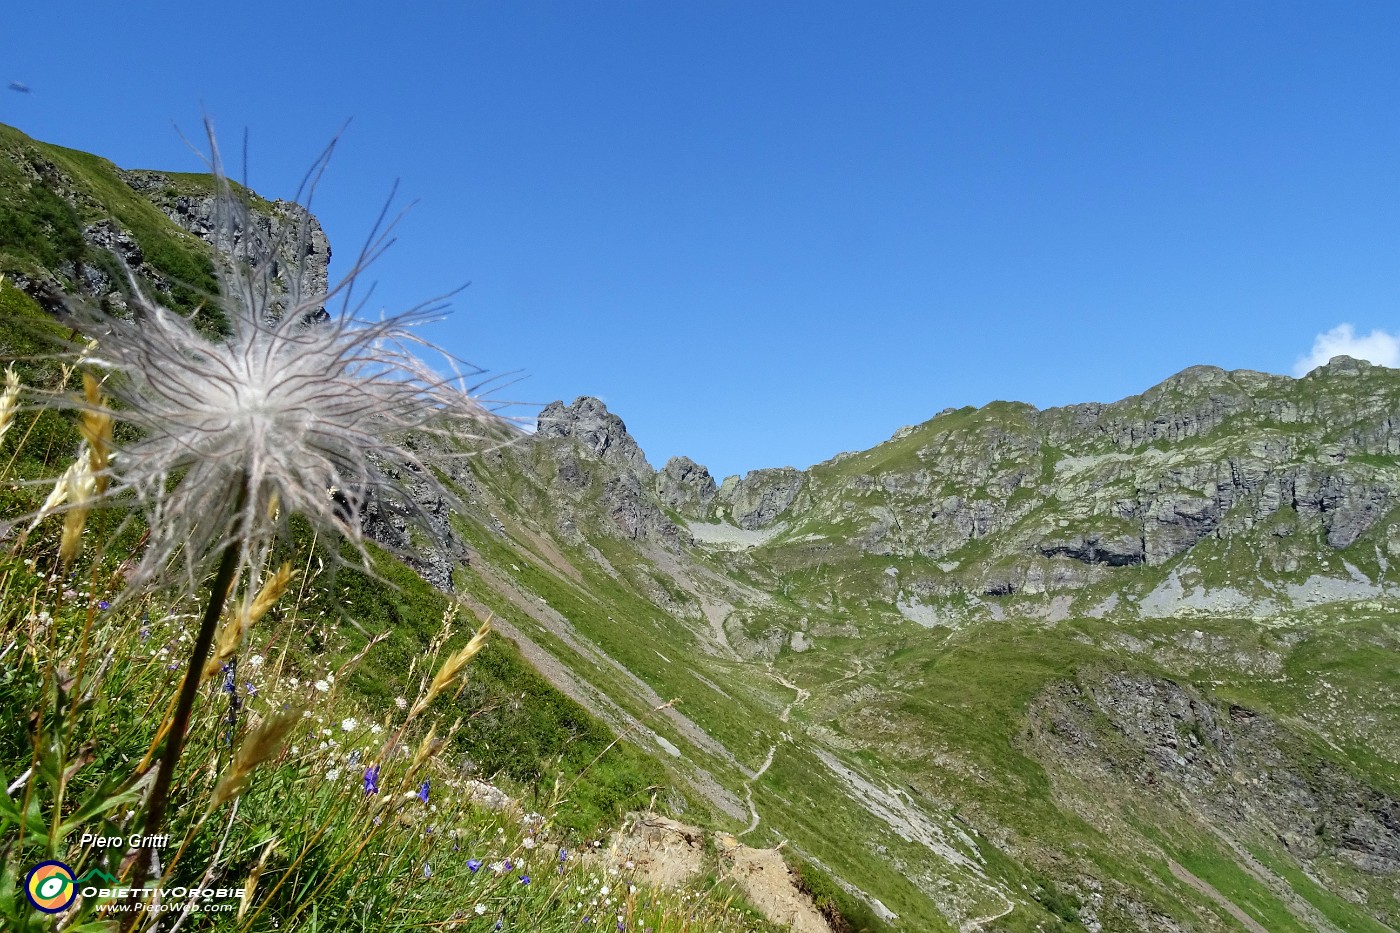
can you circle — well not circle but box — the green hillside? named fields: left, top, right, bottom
left=2, top=122, right=1398, bottom=932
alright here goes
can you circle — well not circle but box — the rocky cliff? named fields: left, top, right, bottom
left=8, top=121, right=1400, bottom=933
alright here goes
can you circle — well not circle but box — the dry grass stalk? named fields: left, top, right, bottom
left=0, top=364, right=19, bottom=446
left=407, top=613, right=491, bottom=720
left=408, top=722, right=438, bottom=775
left=58, top=448, right=96, bottom=565
left=237, top=838, right=278, bottom=921
left=79, top=372, right=113, bottom=494
left=27, top=462, right=76, bottom=532
left=203, top=562, right=294, bottom=679
left=208, top=708, right=302, bottom=813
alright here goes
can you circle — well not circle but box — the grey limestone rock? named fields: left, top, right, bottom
left=1033, top=673, right=1400, bottom=878
left=716, top=467, right=805, bottom=530
left=657, top=456, right=718, bottom=518
left=536, top=397, right=652, bottom=475
left=122, top=170, right=332, bottom=321
left=1038, top=533, right=1145, bottom=566
left=533, top=397, right=686, bottom=545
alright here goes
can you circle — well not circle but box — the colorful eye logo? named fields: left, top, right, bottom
left=25, top=860, right=77, bottom=913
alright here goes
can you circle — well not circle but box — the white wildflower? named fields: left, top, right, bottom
left=340, top=717, right=358, bottom=732
left=45, top=123, right=505, bottom=594
left=314, top=680, right=329, bottom=693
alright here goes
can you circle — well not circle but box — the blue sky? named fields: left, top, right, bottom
left=5, top=3, right=1400, bottom=479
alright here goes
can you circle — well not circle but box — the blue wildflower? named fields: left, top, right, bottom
left=467, top=859, right=482, bottom=873
left=97, top=600, right=110, bottom=611
left=423, top=863, right=432, bottom=879
left=519, top=875, right=530, bottom=885
left=417, top=779, right=430, bottom=803
left=363, top=765, right=380, bottom=796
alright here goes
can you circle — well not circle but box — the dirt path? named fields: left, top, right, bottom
left=770, top=669, right=810, bottom=723
left=964, top=896, right=1015, bottom=931
left=1168, top=859, right=1270, bottom=933
left=738, top=668, right=809, bottom=837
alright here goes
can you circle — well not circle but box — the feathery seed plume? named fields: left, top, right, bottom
left=48, top=122, right=510, bottom=594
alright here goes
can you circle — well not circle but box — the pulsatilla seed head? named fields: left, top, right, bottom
left=50, top=123, right=510, bottom=592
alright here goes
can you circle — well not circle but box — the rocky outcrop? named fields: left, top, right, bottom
left=657, top=456, right=718, bottom=518
left=122, top=169, right=332, bottom=321
left=533, top=397, right=682, bottom=545
left=747, top=361, right=1400, bottom=604
left=1032, top=673, right=1400, bottom=880
left=537, top=397, right=652, bottom=475
left=716, top=467, right=805, bottom=530
left=1038, top=532, right=1145, bottom=566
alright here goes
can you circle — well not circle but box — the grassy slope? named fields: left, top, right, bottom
left=0, top=122, right=217, bottom=314
left=0, top=122, right=688, bottom=841
left=6, top=121, right=1400, bottom=931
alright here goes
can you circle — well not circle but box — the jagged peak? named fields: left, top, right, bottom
left=536, top=396, right=653, bottom=473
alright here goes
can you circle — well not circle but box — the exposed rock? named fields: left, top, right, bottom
left=1038, top=532, right=1145, bottom=566
left=1031, top=673, right=1400, bottom=879
left=121, top=169, right=332, bottom=321
left=536, top=397, right=652, bottom=474
left=717, top=467, right=805, bottom=530
left=657, top=456, right=718, bottom=518
left=531, top=398, right=686, bottom=545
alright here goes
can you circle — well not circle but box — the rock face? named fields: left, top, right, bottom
left=533, top=397, right=681, bottom=545
left=716, top=467, right=805, bottom=530
left=1032, top=673, right=1400, bottom=880
left=537, top=397, right=652, bottom=475
left=122, top=169, right=332, bottom=321
left=743, top=361, right=1400, bottom=606
left=657, top=456, right=718, bottom=518
left=0, top=136, right=331, bottom=324
left=519, top=362, right=1400, bottom=612
left=1038, top=532, right=1145, bottom=566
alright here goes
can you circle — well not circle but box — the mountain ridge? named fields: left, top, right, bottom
left=5, top=122, right=1399, bottom=932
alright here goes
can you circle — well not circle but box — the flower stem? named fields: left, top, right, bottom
left=137, top=495, right=247, bottom=889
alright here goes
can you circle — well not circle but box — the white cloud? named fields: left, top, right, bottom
left=1292, top=324, right=1400, bottom=376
